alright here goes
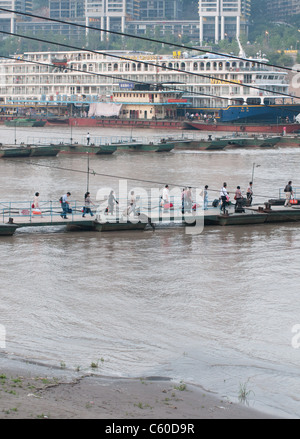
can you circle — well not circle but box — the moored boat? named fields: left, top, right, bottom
left=29, top=145, right=61, bottom=157
left=223, top=136, right=280, bottom=148
left=5, top=118, right=46, bottom=127
left=0, top=146, right=32, bottom=158
left=0, top=223, right=19, bottom=235
left=277, top=136, right=300, bottom=147
left=55, top=143, right=117, bottom=155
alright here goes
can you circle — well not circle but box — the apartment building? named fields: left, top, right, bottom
left=265, top=0, right=300, bottom=20
left=199, top=0, right=251, bottom=43
left=0, top=0, right=32, bottom=33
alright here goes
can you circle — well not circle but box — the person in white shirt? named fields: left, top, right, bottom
left=220, top=183, right=229, bottom=214
left=128, top=191, right=136, bottom=215
left=162, top=185, right=170, bottom=204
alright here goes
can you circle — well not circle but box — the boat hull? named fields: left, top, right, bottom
left=184, top=122, right=300, bottom=134
left=94, top=220, right=148, bottom=232
left=5, top=118, right=46, bottom=127
left=1, top=147, right=31, bottom=157
left=29, top=145, right=60, bottom=157
left=0, top=224, right=18, bottom=235
left=57, top=144, right=117, bottom=155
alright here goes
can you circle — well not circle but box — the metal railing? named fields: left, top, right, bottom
left=0, top=195, right=208, bottom=225
left=279, top=187, right=300, bottom=199
left=26, top=134, right=200, bottom=147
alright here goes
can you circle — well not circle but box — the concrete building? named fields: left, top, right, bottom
left=138, top=0, right=182, bottom=20
left=199, top=0, right=251, bottom=44
left=265, top=0, right=300, bottom=20
left=85, top=0, right=139, bottom=41
left=0, top=0, right=32, bottom=33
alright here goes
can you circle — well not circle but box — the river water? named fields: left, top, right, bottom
left=1, top=125, right=300, bottom=418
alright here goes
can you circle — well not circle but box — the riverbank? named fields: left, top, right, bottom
left=0, top=357, right=279, bottom=419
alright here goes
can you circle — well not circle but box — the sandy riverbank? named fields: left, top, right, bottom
left=0, top=356, right=280, bottom=419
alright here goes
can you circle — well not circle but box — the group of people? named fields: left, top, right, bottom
left=32, top=179, right=295, bottom=220
left=219, top=182, right=253, bottom=214
left=58, top=191, right=95, bottom=219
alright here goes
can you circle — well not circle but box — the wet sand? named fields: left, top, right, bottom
left=0, top=358, right=279, bottom=419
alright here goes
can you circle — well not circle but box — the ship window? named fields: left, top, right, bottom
left=206, top=62, right=210, bottom=71
left=113, top=64, right=118, bottom=71
left=193, top=62, right=198, bottom=71
left=200, top=62, right=205, bottom=71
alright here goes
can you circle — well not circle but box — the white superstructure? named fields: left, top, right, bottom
left=0, top=49, right=290, bottom=108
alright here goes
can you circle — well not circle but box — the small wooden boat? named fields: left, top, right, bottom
left=5, top=118, right=46, bottom=127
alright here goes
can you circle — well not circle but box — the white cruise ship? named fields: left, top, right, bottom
left=0, top=49, right=290, bottom=110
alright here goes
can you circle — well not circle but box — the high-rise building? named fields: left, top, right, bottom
left=0, top=0, right=32, bottom=33
left=265, top=0, right=300, bottom=20
left=49, top=0, right=84, bottom=20
left=199, top=0, right=251, bottom=44
left=85, top=0, right=140, bottom=40
left=138, top=0, right=182, bottom=20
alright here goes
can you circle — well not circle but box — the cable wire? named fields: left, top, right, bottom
left=0, top=30, right=298, bottom=102
left=0, top=6, right=299, bottom=74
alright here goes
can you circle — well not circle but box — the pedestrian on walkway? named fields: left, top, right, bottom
left=284, top=181, right=294, bottom=207
left=203, top=185, right=209, bottom=210
left=61, top=192, right=72, bottom=219
left=108, top=190, right=118, bottom=215
left=220, top=183, right=229, bottom=215
left=82, top=192, right=95, bottom=217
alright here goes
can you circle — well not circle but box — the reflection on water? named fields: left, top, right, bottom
left=1, top=125, right=300, bottom=418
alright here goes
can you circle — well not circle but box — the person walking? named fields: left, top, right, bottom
left=108, top=190, right=118, bottom=215
left=234, top=186, right=244, bottom=213
left=32, top=192, right=43, bottom=217
left=203, top=185, right=209, bottom=210
left=61, top=192, right=72, bottom=219
left=246, top=182, right=253, bottom=206
left=87, top=132, right=91, bottom=145
left=82, top=192, right=94, bottom=217
left=181, top=188, right=186, bottom=213
left=284, top=181, right=294, bottom=207
left=185, top=187, right=192, bottom=212
left=220, top=183, right=229, bottom=215
left=127, top=190, right=136, bottom=215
